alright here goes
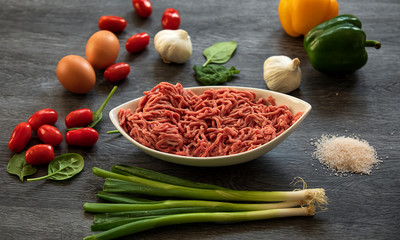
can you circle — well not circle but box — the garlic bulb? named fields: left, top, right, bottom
left=263, top=56, right=301, bottom=93
left=154, top=29, right=192, bottom=64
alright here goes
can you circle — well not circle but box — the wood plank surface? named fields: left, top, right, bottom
left=0, top=0, right=399, bottom=239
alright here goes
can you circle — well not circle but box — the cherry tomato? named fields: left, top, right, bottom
left=161, top=8, right=181, bottom=30
left=25, top=144, right=55, bottom=165
left=37, top=125, right=63, bottom=146
left=8, top=122, right=32, bottom=153
left=125, top=32, right=150, bottom=54
left=98, top=16, right=127, bottom=32
left=28, top=108, right=58, bottom=132
left=66, top=127, right=99, bottom=147
left=132, top=0, right=152, bottom=18
left=104, top=62, right=131, bottom=82
left=65, top=108, right=93, bottom=129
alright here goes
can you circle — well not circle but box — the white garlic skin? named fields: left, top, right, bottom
left=263, top=56, right=301, bottom=93
left=154, top=29, right=192, bottom=64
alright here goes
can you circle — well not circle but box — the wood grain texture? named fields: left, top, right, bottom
left=1, top=0, right=399, bottom=239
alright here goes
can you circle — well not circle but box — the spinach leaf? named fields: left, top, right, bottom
left=27, top=153, right=84, bottom=181
left=193, top=41, right=240, bottom=85
left=7, top=152, right=37, bottom=182
left=88, top=86, right=118, bottom=128
left=193, top=64, right=240, bottom=85
left=68, top=86, right=118, bottom=130
left=203, top=41, right=237, bottom=67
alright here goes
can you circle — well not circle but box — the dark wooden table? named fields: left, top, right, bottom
left=1, top=0, right=399, bottom=239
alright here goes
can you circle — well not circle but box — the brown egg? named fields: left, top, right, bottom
left=56, top=55, right=96, bottom=94
left=85, top=30, right=120, bottom=70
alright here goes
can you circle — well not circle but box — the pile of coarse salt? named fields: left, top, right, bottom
left=312, top=134, right=381, bottom=175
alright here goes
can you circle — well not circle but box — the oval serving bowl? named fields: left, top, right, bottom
left=109, top=86, right=311, bottom=167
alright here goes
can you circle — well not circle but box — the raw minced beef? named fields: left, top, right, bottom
left=119, top=82, right=303, bottom=157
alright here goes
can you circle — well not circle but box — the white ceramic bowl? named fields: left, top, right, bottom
left=109, top=86, right=311, bottom=167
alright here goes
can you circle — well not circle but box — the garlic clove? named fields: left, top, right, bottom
left=263, top=56, right=301, bottom=93
left=154, top=29, right=192, bottom=64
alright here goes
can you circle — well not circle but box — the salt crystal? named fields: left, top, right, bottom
left=312, top=134, right=381, bottom=175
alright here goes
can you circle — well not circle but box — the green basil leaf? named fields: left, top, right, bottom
left=193, top=64, right=240, bottom=85
left=27, top=153, right=84, bottom=181
left=7, top=152, right=37, bottom=182
left=203, top=41, right=237, bottom=67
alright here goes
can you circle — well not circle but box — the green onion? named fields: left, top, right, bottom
left=84, top=166, right=328, bottom=239
left=102, top=177, right=181, bottom=197
left=110, top=165, right=228, bottom=190
left=96, top=191, right=154, bottom=204
left=88, top=196, right=303, bottom=231
left=84, top=199, right=303, bottom=213
left=92, top=215, right=159, bottom=231
left=94, top=207, right=217, bottom=223
left=93, top=167, right=326, bottom=204
left=92, top=207, right=222, bottom=231
left=84, top=207, right=315, bottom=240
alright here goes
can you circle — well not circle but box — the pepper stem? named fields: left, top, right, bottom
left=365, top=40, right=381, bottom=49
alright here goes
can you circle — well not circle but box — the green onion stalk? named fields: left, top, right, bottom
left=86, top=191, right=307, bottom=232
left=110, top=165, right=229, bottom=190
left=91, top=207, right=219, bottom=231
left=84, top=166, right=328, bottom=240
left=84, top=199, right=304, bottom=213
left=84, top=206, right=316, bottom=240
left=92, top=167, right=327, bottom=204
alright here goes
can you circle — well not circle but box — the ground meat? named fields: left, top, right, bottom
left=119, top=82, right=302, bottom=157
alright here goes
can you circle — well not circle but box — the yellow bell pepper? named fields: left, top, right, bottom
left=278, top=0, right=339, bottom=37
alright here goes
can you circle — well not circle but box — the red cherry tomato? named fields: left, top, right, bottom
left=37, top=125, right=63, bottom=146
left=8, top=122, right=32, bottom=153
left=66, top=127, right=99, bottom=147
left=98, top=16, right=127, bottom=32
left=28, top=108, right=58, bottom=132
left=161, top=8, right=181, bottom=30
left=104, top=62, right=131, bottom=82
left=132, top=0, right=152, bottom=18
left=65, top=108, right=93, bottom=129
left=125, top=32, right=150, bottom=54
left=25, top=144, right=55, bottom=165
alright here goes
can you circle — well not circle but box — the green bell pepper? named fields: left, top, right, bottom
left=304, top=14, right=381, bottom=74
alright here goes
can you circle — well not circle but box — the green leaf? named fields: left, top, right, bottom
left=203, top=41, right=237, bottom=67
left=193, top=64, right=240, bottom=85
left=66, top=86, right=117, bottom=130
left=88, top=86, right=118, bottom=128
left=64, top=86, right=119, bottom=131
left=27, top=153, right=84, bottom=181
left=7, top=152, right=37, bottom=182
